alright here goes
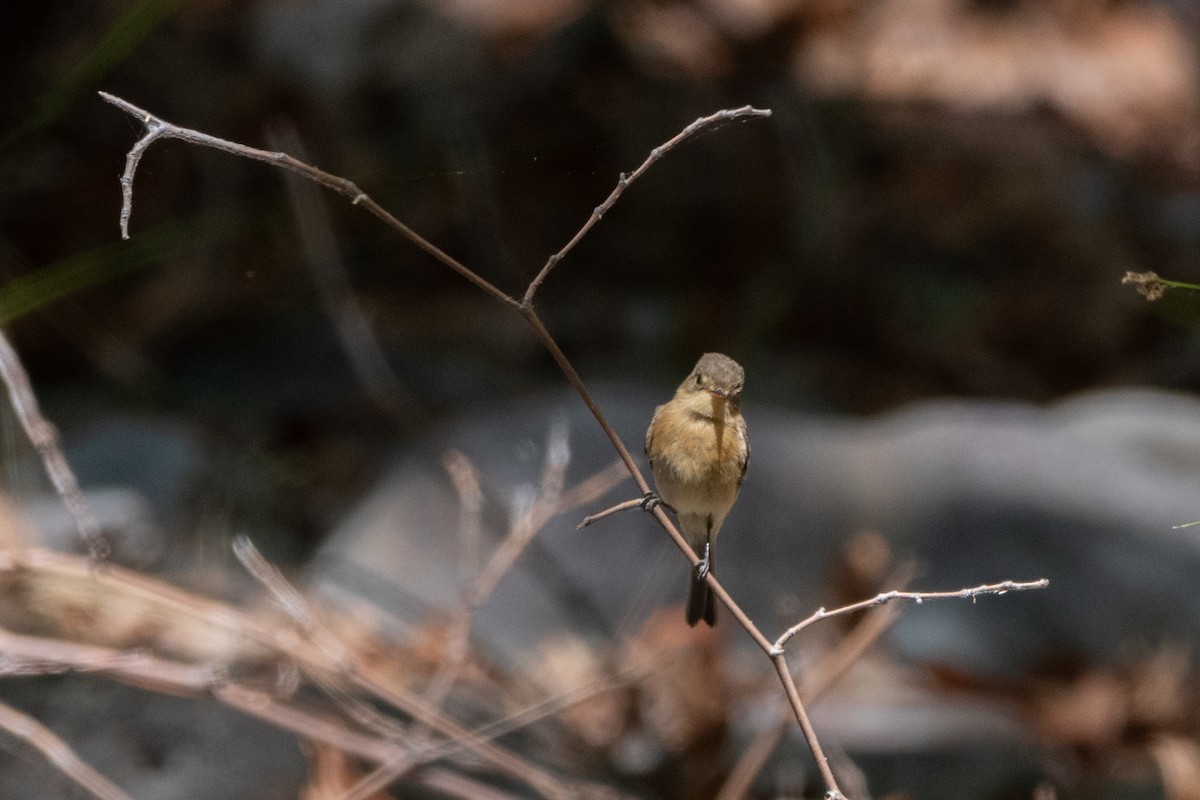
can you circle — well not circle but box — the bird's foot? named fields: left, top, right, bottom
left=640, top=491, right=675, bottom=515
left=693, top=542, right=711, bottom=580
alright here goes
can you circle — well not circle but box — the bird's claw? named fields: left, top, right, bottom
left=693, top=542, right=711, bottom=580
left=640, top=491, right=675, bottom=515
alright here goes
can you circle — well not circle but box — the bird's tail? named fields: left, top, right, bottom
left=685, top=575, right=716, bottom=626
left=686, top=546, right=717, bottom=627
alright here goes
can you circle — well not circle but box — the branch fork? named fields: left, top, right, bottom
left=83, top=92, right=1052, bottom=800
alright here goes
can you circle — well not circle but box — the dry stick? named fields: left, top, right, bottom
left=516, top=311, right=785, bottom=655
left=212, top=683, right=400, bottom=763
left=4, top=537, right=573, bottom=800
left=424, top=455, right=626, bottom=710
left=521, top=105, right=769, bottom=305
left=0, top=620, right=635, bottom=800
left=97, top=94, right=1052, bottom=800
left=0, top=626, right=216, bottom=692
left=577, top=497, right=644, bottom=529
left=421, top=449, right=485, bottom=712
left=230, top=537, right=581, bottom=800
left=716, top=587, right=906, bottom=800
left=350, top=453, right=629, bottom=800
left=443, top=449, right=484, bottom=586
left=227, top=678, right=607, bottom=800
left=0, top=548, right=640, bottom=800
left=338, top=634, right=683, bottom=800
left=230, top=536, right=411, bottom=740
left=422, top=450, right=486, bottom=715
left=97, top=93, right=769, bottom=647
left=96, top=91, right=842, bottom=796
left=766, top=579, right=1049, bottom=796
left=0, top=331, right=108, bottom=560
left=0, top=700, right=134, bottom=800
left=0, top=624, right=396, bottom=761
left=772, top=578, right=1050, bottom=653
left=771, top=653, right=840, bottom=795
left=99, top=92, right=516, bottom=309
left=230, top=538, right=575, bottom=800
left=345, top=669, right=581, bottom=800
left=0, top=627, right=544, bottom=800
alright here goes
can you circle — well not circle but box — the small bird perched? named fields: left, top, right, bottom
left=645, top=353, right=749, bottom=626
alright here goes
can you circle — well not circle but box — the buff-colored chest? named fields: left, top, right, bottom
left=648, top=404, right=747, bottom=515
left=654, top=412, right=744, bottom=481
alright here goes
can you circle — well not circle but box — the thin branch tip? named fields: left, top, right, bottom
left=521, top=103, right=772, bottom=306
left=773, top=576, right=1051, bottom=653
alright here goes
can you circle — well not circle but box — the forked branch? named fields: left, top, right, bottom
left=98, top=93, right=1049, bottom=799
left=521, top=105, right=771, bottom=305
left=771, top=578, right=1051, bottom=654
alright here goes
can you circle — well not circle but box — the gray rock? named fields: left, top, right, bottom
left=313, top=387, right=1200, bottom=675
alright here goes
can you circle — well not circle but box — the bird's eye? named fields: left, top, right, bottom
left=694, top=375, right=703, bottom=387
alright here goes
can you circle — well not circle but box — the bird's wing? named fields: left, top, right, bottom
left=737, top=418, right=749, bottom=487
left=645, top=404, right=663, bottom=464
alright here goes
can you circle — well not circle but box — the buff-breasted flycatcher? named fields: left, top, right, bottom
left=645, top=353, right=749, bottom=626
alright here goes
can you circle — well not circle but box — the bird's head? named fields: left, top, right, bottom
left=678, top=352, right=744, bottom=415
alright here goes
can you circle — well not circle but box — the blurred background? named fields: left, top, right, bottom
left=5, top=1, right=1200, bottom=798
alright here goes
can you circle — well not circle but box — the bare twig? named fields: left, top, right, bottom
left=576, top=497, right=645, bottom=529
left=425, top=449, right=626, bottom=712
left=232, top=535, right=412, bottom=738
left=234, top=526, right=633, bottom=800
left=717, top=572, right=909, bottom=800
left=0, top=625, right=213, bottom=692
left=98, top=92, right=515, bottom=307
left=0, top=617, right=638, bottom=800
left=538, top=415, right=570, bottom=502
left=0, top=542, right=575, bottom=800
left=0, top=623, right=394, bottom=761
left=771, top=578, right=1050, bottom=654
left=771, top=653, right=843, bottom=797
left=97, top=93, right=1051, bottom=800
left=386, top=443, right=628, bottom=800
left=418, top=450, right=484, bottom=714
left=471, top=450, right=627, bottom=612
left=0, top=700, right=134, bottom=800
left=340, top=627, right=670, bottom=800
left=345, top=669, right=579, bottom=800
left=521, top=105, right=772, bottom=305
left=232, top=536, right=317, bottom=633
left=233, top=538, right=578, bottom=799
left=442, top=449, right=484, bottom=584
left=97, top=90, right=832, bottom=795
left=0, top=330, right=108, bottom=559
left=715, top=606, right=897, bottom=800
left=0, top=621, right=572, bottom=800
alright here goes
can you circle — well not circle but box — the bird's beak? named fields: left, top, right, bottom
left=707, top=387, right=727, bottom=400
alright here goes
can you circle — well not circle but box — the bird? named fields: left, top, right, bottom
left=645, top=353, right=749, bottom=626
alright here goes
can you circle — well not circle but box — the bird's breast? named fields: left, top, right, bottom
left=651, top=413, right=746, bottom=511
